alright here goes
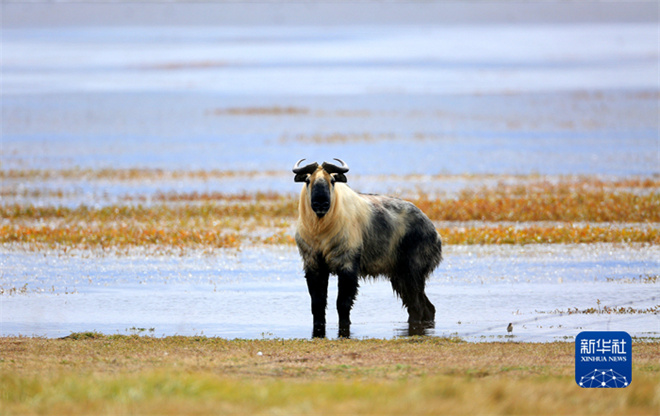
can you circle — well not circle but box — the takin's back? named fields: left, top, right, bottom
left=357, top=193, right=442, bottom=280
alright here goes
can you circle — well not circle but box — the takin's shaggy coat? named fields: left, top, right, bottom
left=293, top=159, right=442, bottom=337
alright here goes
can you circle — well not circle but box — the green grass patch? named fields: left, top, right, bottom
left=1, top=336, right=658, bottom=415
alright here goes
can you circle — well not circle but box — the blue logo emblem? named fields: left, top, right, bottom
left=576, top=331, right=632, bottom=388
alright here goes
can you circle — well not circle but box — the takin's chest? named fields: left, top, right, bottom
left=295, top=227, right=394, bottom=277
left=296, top=228, right=360, bottom=270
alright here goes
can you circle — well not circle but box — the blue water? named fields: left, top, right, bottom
left=2, top=24, right=658, bottom=176
left=1, top=245, right=658, bottom=341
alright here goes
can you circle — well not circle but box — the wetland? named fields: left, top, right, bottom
left=2, top=0, right=658, bottom=342
left=1, top=2, right=659, bottom=414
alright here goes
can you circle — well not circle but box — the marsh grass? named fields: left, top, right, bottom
left=214, top=106, right=310, bottom=116
left=2, top=221, right=657, bottom=251
left=606, top=275, right=659, bottom=284
left=0, top=168, right=283, bottom=181
left=414, top=183, right=659, bottom=222
left=3, top=179, right=657, bottom=223
left=1, top=336, right=658, bottom=415
left=438, top=224, right=658, bottom=245
left=2, top=174, right=657, bottom=250
left=2, top=169, right=658, bottom=189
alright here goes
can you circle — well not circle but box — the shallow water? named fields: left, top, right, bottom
left=2, top=244, right=658, bottom=341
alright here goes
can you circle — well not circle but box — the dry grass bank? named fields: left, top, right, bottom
left=1, top=336, right=659, bottom=415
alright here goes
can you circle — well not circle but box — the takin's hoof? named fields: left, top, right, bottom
left=406, top=321, right=435, bottom=336
left=408, top=306, right=435, bottom=324
left=407, top=314, right=435, bottom=324
left=338, top=319, right=351, bottom=338
left=312, top=323, right=326, bottom=338
left=338, top=326, right=351, bottom=339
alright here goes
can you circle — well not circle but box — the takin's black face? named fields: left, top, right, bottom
left=309, top=175, right=332, bottom=218
left=293, top=159, right=348, bottom=219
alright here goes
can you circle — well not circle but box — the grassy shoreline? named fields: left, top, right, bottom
left=2, top=173, right=658, bottom=250
left=2, top=336, right=659, bottom=415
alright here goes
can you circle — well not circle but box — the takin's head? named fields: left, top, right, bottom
left=293, top=158, right=349, bottom=218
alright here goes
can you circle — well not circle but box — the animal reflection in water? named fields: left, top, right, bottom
left=293, top=159, right=443, bottom=338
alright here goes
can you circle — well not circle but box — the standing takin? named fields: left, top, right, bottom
left=293, top=158, right=442, bottom=337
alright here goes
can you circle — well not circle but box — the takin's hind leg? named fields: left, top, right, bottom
left=391, top=275, right=435, bottom=324
left=420, top=292, right=436, bottom=322
left=406, top=292, right=435, bottom=324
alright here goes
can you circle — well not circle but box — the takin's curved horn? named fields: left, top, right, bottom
left=322, top=158, right=349, bottom=174
left=322, top=158, right=349, bottom=183
left=293, top=159, right=319, bottom=182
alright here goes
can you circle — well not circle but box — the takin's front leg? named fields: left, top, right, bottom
left=336, top=269, right=359, bottom=338
left=305, top=263, right=329, bottom=338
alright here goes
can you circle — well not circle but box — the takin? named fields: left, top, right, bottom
left=293, top=158, right=442, bottom=337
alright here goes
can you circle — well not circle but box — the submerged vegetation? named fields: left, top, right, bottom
left=1, top=171, right=658, bottom=251
left=540, top=305, right=660, bottom=315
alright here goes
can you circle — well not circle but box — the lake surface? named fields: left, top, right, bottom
left=1, top=2, right=658, bottom=341
left=2, top=244, right=658, bottom=341
left=2, top=10, right=658, bottom=177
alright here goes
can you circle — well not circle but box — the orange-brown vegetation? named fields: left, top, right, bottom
left=2, top=173, right=657, bottom=250
left=415, top=182, right=659, bottom=222
left=213, top=106, right=310, bottom=116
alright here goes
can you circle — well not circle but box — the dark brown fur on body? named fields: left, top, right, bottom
left=293, top=159, right=442, bottom=337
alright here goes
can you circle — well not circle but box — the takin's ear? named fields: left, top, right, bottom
left=292, top=159, right=319, bottom=183
left=331, top=173, right=347, bottom=183
left=294, top=173, right=310, bottom=183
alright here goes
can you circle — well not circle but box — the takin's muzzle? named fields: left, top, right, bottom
left=310, top=178, right=332, bottom=218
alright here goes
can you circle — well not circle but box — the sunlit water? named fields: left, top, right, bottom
left=2, top=244, right=658, bottom=341
left=2, top=24, right=658, bottom=177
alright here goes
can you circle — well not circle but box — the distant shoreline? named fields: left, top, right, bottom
left=3, top=1, right=658, bottom=28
